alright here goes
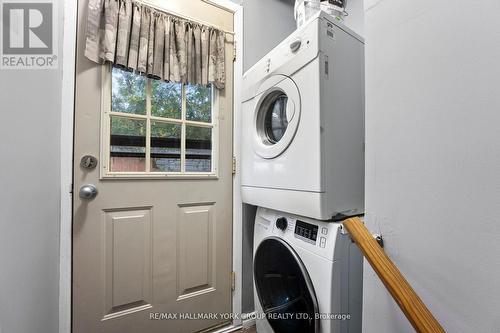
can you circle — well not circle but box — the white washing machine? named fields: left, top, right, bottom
left=253, top=207, right=363, bottom=333
left=241, top=12, right=365, bottom=220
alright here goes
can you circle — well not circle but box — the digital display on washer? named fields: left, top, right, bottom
left=294, top=220, right=318, bottom=243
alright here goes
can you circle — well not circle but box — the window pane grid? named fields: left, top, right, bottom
left=108, top=112, right=214, bottom=128
left=108, top=67, right=215, bottom=175
left=145, top=79, right=152, bottom=173
left=180, top=84, right=187, bottom=173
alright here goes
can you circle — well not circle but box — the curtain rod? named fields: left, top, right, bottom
left=134, top=0, right=235, bottom=35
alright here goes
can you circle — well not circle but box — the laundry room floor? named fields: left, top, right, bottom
left=235, top=325, right=256, bottom=333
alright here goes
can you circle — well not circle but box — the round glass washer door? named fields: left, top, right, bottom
left=264, top=92, right=288, bottom=143
left=254, top=237, right=319, bottom=333
left=253, top=76, right=300, bottom=159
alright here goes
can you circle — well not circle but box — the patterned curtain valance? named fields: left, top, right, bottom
left=85, top=0, right=226, bottom=89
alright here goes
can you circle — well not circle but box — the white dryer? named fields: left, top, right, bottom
left=241, top=12, right=365, bottom=220
left=253, top=207, right=363, bottom=333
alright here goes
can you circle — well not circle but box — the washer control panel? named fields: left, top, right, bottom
left=294, top=220, right=318, bottom=244
left=275, top=217, right=288, bottom=231
left=257, top=207, right=343, bottom=258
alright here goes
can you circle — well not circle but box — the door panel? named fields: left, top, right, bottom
left=103, top=208, right=153, bottom=319
left=73, top=1, right=234, bottom=332
left=177, top=203, right=216, bottom=298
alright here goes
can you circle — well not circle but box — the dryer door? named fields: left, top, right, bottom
left=253, top=76, right=301, bottom=159
left=254, top=237, right=319, bottom=333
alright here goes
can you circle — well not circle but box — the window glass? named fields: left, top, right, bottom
left=151, top=122, right=182, bottom=172
left=186, top=126, right=212, bottom=172
left=111, top=67, right=146, bottom=115
left=109, top=116, right=146, bottom=172
left=151, top=81, right=182, bottom=119
left=186, top=84, right=212, bottom=123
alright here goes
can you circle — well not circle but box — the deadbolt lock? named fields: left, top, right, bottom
left=80, top=155, right=98, bottom=170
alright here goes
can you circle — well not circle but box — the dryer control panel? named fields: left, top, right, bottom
left=294, top=220, right=318, bottom=244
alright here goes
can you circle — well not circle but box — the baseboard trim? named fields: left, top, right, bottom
left=209, top=312, right=256, bottom=333
left=210, top=324, right=241, bottom=333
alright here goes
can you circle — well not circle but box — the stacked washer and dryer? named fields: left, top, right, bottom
left=241, top=11, right=365, bottom=333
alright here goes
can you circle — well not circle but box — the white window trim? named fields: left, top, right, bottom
left=100, top=65, right=220, bottom=180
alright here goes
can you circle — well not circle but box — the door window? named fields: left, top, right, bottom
left=102, top=66, right=218, bottom=177
left=252, top=76, right=300, bottom=159
left=257, top=91, right=289, bottom=145
left=254, top=238, right=319, bottom=333
left=264, top=94, right=288, bottom=144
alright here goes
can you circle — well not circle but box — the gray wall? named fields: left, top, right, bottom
left=231, top=0, right=298, bottom=313
left=364, top=0, right=500, bottom=332
left=240, top=0, right=297, bottom=72
left=240, top=0, right=364, bottom=71
left=343, top=0, right=364, bottom=37
left=241, top=204, right=257, bottom=313
left=0, top=6, right=63, bottom=333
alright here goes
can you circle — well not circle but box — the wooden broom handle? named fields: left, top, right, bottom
left=343, top=217, right=446, bottom=333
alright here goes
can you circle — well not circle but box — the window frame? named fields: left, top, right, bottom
left=100, top=65, right=220, bottom=179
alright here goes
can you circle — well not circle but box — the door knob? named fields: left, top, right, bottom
left=79, top=184, right=98, bottom=200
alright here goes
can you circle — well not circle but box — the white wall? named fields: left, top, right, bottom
left=364, top=0, right=500, bottom=332
left=0, top=5, right=64, bottom=333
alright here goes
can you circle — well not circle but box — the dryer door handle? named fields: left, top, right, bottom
left=290, top=40, right=302, bottom=53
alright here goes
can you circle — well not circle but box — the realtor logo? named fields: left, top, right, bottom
left=1, top=0, right=57, bottom=69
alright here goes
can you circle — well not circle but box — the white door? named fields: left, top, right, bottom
left=72, top=1, right=234, bottom=332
